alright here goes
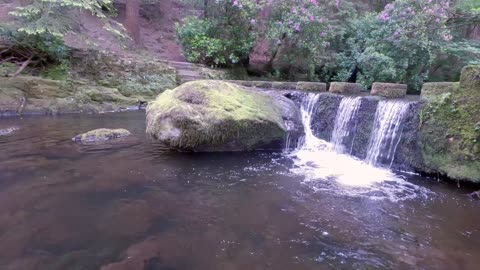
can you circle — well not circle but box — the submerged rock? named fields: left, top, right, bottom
left=146, top=80, right=303, bottom=151
left=0, top=127, right=19, bottom=136
left=72, top=128, right=131, bottom=143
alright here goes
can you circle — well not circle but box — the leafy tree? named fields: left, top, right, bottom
left=9, top=0, right=124, bottom=37
left=1, top=0, right=123, bottom=77
left=334, top=0, right=478, bottom=91
left=176, top=0, right=261, bottom=66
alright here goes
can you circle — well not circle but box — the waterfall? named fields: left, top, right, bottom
left=297, top=93, right=329, bottom=151
left=330, top=97, right=362, bottom=153
left=289, top=94, right=429, bottom=201
left=291, top=93, right=398, bottom=187
left=365, top=101, right=411, bottom=167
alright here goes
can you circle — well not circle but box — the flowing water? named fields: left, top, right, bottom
left=330, top=96, right=362, bottom=153
left=366, top=101, right=411, bottom=167
left=0, top=111, right=479, bottom=270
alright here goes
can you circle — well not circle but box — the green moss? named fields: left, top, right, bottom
left=146, top=80, right=287, bottom=150
left=421, top=82, right=459, bottom=101
left=41, top=62, right=71, bottom=81
left=73, top=128, right=131, bottom=143
left=420, top=66, right=480, bottom=182
left=70, top=49, right=177, bottom=99
left=0, top=76, right=139, bottom=115
left=0, top=62, right=18, bottom=77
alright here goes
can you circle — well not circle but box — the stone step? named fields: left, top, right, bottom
left=177, top=70, right=202, bottom=77
left=172, top=65, right=197, bottom=71
left=168, top=61, right=197, bottom=68
left=180, top=76, right=206, bottom=83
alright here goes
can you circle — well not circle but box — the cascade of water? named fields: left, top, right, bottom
left=297, top=93, right=329, bottom=151
left=365, top=101, right=411, bottom=167
left=289, top=94, right=429, bottom=201
left=290, top=93, right=399, bottom=187
left=330, top=97, right=362, bottom=153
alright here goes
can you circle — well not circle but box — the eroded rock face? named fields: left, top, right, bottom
left=0, top=76, right=138, bottom=116
left=419, top=66, right=480, bottom=182
left=146, top=80, right=303, bottom=151
left=72, top=128, right=131, bottom=143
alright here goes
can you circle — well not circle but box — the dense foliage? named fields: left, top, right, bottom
left=176, top=0, right=260, bottom=66
left=178, top=0, right=480, bottom=90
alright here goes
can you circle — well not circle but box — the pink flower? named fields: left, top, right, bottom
left=310, top=15, right=315, bottom=21
left=294, top=23, right=301, bottom=31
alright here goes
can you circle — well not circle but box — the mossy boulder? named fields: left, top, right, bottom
left=371, top=83, right=407, bottom=98
left=419, top=66, right=480, bottom=182
left=146, top=80, right=303, bottom=151
left=72, top=128, right=131, bottom=143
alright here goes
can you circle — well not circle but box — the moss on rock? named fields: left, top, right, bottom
left=70, top=49, right=177, bottom=99
left=0, top=76, right=139, bottom=116
left=421, top=82, right=459, bottom=101
left=419, top=66, right=480, bottom=182
left=73, top=128, right=131, bottom=143
left=146, top=80, right=301, bottom=151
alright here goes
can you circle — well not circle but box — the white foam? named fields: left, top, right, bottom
left=289, top=94, right=432, bottom=201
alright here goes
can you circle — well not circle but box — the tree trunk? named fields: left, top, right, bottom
left=204, top=0, right=208, bottom=18
left=126, top=0, right=141, bottom=44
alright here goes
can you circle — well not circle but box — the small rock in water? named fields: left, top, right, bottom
left=72, top=128, right=131, bottom=143
left=0, top=127, right=19, bottom=136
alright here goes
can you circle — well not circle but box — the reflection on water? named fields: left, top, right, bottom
left=0, top=111, right=479, bottom=270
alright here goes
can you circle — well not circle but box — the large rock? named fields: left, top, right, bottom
left=72, top=128, right=131, bottom=143
left=146, top=80, right=303, bottom=151
left=371, top=83, right=407, bottom=98
left=419, top=66, right=480, bottom=182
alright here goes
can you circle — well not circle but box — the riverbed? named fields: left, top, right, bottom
left=0, top=111, right=479, bottom=270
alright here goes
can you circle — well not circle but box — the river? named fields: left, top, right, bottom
left=0, top=111, right=479, bottom=269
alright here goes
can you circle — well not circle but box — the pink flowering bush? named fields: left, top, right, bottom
left=335, top=0, right=462, bottom=90
left=265, top=0, right=345, bottom=79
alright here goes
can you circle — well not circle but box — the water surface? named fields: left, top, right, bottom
left=0, top=111, right=479, bottom=270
